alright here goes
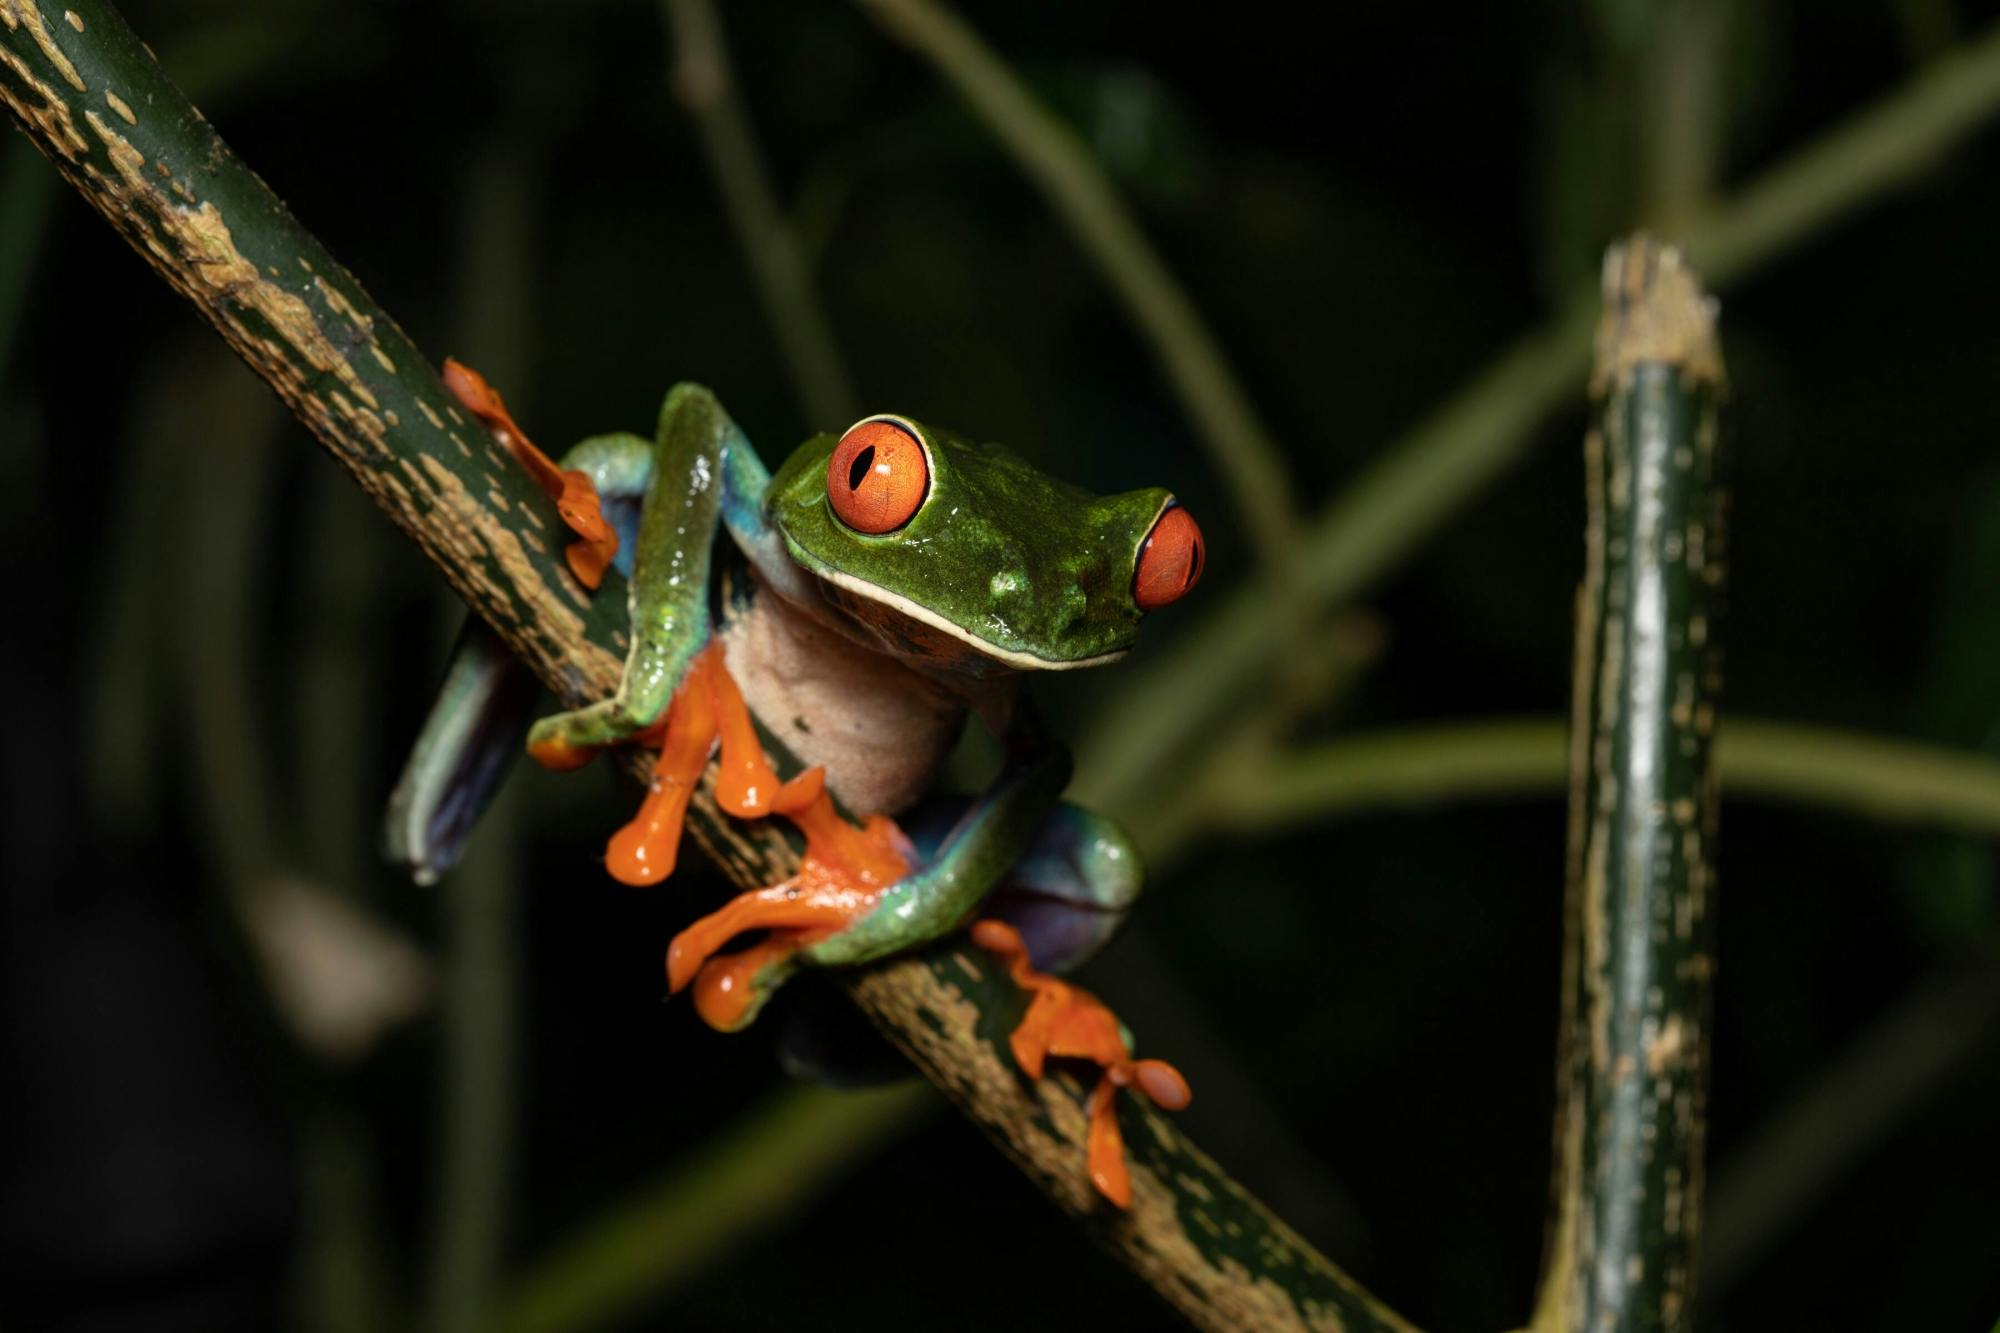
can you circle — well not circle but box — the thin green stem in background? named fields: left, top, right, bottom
left=1202, top=718, right=2000, bottom=841
left=857, top=0, right=1302, bottom=573
left=1701, top=956, right=2000, bottom=1297
left=429, top=799, right=522, bottom=1333
left=1686, top=20, right=2000, bottom=286
left=0, top=132, right=56, bottom=378
left=303, top=1112, right=401, bottom=1333
left=177, top=353, right=286, bottom=898
left=1073, top=20, right=2000, bottom=824
left=495, top=1084, right=934, bottom=1333
left=425, top=123, right=542, bottom=1333
left=1632, top=0, right=1729, bottom=237
left=664, top=0, right=857, bottom=427
left=83, top=350, right=187, bottom=835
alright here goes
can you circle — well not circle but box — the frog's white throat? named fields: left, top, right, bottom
left=808, top=566, right=1127, bottom=672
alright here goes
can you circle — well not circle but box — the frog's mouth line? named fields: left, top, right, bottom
left=808, top=565, right=1128, bottom=672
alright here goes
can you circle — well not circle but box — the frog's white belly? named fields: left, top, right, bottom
left=718, top=584, right=973, bottom=815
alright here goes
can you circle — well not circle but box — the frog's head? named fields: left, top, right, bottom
left=768, top=414, right=1203, bottom=676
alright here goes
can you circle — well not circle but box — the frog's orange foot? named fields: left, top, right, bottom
left=970, top=917, right=1191, bottom=1209
left=665, top=866, right=884, bottom=1032
left=665, top=759, right=914, bottom=1031
left=1084, top=1058, right=1192, bottom=1208
left=442, top=357, right=618, bottom=589
left=552, top=468, right=617, bottom=589
left=597, top=648, right=728, bottom=887
left=666, top=880, right=873, bottom=994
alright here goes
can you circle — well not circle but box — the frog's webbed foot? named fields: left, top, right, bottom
left=539, top=642, right=780, bottom=887
left=968, top=919, right=1190, bottom=1209
left=443, top=358, right=617, bottom=587
left=665, top=769, right=915, bottom=1032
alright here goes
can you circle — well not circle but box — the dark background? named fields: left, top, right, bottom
left=5, top=0, right=2000, bottom=1329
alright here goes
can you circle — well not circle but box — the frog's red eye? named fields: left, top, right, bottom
left=1134, top=504, right=1203, bottom=611
left=827, top=419, right=928, bottom=534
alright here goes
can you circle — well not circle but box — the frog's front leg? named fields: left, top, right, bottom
left=662, top=701, right=1073, bottom=1031
left=524, top=383, right=753, bottom=767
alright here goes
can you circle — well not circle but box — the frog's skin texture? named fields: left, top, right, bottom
left=385, top=363, right=1200, bottom=1207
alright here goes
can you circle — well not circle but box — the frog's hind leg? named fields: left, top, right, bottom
left=769, top=799, right=1144, bottom=1084
left=383, top=618, right=541, bottom=883
left=898, top=797, right=1143, bottom=975
left=380, top=425, right=656, bottom=884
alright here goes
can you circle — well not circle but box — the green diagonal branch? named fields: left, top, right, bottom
left=1534, top=238, right=1727, bottom=1332
left=1200, top=718, right=2000, bottom=839
left=0, top=4, right=1407, bottom=1328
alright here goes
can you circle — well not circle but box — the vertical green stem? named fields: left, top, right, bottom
left=1537, top=238, right=1727, bottom=1332
left=424, top=129, right=540, bottom=1333
left=0, top=132, right=55, bottom=377
left=856, top=0, right=1300, bottom=569
left=1634, top=0, right=1728, bottom=238
left=302, top=1111, right=398, bottom=1333
left=663, top=0, right=856, bottom=426
left=428, top=801, right=521, bottom=1333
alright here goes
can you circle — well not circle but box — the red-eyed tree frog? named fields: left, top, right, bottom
left=386, top=363, right=1202, bottom=1207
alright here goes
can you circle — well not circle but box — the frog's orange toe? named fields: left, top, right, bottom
left=528, top=733, right=598, bottom=772
left=556, top=470, right=619, bottom=590
left=666, top=882, right=862, bottom=995
left=608, top=814, right=682, bottom=886
left=564, top=535, right=615, bottom=590
left=1085, top=1074, right=1133, bottom=1209
left=664, top=928, right=708, bottom=994
left=1130, top=1057, right=1192, bottom=1111
left=441, top=357, right=502, bottom=419
left=688, top=931, right=819, bottom=1032
left=969, top=919, right=1026, bottom=958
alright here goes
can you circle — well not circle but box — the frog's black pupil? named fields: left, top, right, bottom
left=848, top=446, right=875, bottom=492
